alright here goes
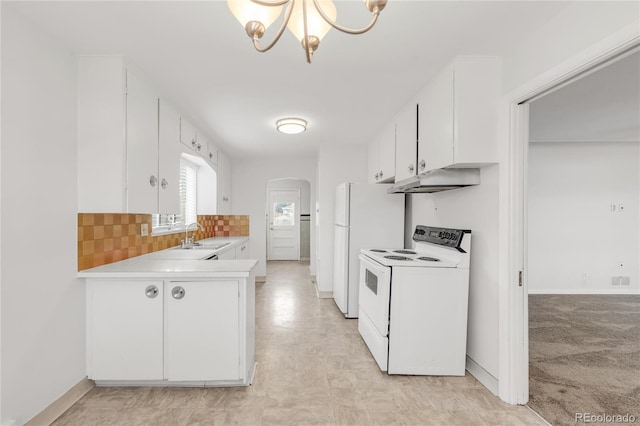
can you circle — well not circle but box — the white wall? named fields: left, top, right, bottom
left=316, top=144, right=368, bottom=295
left=528, top=142, right=639, bottom=293
left=232, top=156, right=317, bottom=278
left=406, top=165, right=500, bottom=381
left=1, top=6, right=85, bottom=424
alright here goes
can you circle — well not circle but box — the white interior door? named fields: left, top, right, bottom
left=268, top=189, right=300, bottom=260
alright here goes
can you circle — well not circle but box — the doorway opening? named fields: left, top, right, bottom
left=511, top=47, right=639, bottom=423
left=266, top=178, right=311, bottom=261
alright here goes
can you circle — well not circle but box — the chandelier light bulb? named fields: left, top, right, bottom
left=287, top=0, right=337, bottom=44
left=227, top=0, right=283, bottom=34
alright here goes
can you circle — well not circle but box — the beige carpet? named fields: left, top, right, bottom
left=528, top=294, right=640, bottom=426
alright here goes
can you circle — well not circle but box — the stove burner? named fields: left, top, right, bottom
left=384, top=255, right=413, bottom=261
left=394, top=250, right=417, bottom=255
left=417, top=256, right=440, bottom=262
left=370, top=249, right=387, bottom=253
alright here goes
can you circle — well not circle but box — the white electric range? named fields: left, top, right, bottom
left=358, top=225, right=471, bottom=376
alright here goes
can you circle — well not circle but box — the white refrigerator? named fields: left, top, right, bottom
left=333, top=182, right=404, bottom=318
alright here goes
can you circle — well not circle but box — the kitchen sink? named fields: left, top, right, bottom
left=174, top=242, right=230, bottom=250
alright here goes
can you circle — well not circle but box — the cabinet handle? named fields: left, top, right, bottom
left=171, top=286, right=185, bottom=300
left=379, top=170, right=384, bottom=179
left=191, top=138, right=197, bottom=148
left=149, top=175, right=157, bottom=187
left=145, top=285, right=159, bottom=299
left=209, top=152, right=213, bottom=159
left=408, top=164, right=415, bottom=173
left=161, top=178, right=168, bottom=189
left=241, top=245, right=245, bottom=251
left=419, top=160, right=426, bottom=171
left=197, top=143, right=202, bottom=151
left=375, top=173, right=379, bottom=180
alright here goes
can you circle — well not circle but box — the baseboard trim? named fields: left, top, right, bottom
left=313, top=281, right=332, bottom=299
left=255, top=275, right=267, bottom=283
left=26, top=377, right=94, bottom=426
left=466, top=356, right=499, bottom=396
left=528, top=288, right=640, bottom=295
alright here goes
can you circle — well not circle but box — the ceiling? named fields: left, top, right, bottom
left=530, top=50, right=640, bottom=143
left=7, top=1, right=575, bottom=158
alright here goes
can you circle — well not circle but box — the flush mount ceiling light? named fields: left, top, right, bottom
left=227, top=0, right=387, bottom=63
left=276, top=117, right=307, bottom=134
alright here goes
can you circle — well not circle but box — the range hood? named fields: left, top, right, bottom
left=388, top=168, right=480, bottom=194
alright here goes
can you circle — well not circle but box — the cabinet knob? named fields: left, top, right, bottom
left=419, top=160, right=426, bottom=171
left=145, top=285, right=159, bottom=299
left=408, top=164, right=415, bottom=173
left=197, top=143, right=202, bottom=151
left=161, top=178, right=168, bottom=189
left=191, top=138, right=197, bottom=148
left=379, top=170, right=384, bottom=179
left=375, top=173, right=379, bottom=180
left=171, top=286, right=185, bottom=300
left=209, top=152, right=213, bottom=159
left=149, top=175, right=157, bottom=187
left=241, top=245, right=245, bottom=251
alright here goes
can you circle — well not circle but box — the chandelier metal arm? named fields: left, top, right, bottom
left=249, top=0, right=290, bottom=7
left=302, top=0, right=311, bottom=63
left=251, top=0, right=295, bottom=53
left=312, top=0, right=381, bottom=35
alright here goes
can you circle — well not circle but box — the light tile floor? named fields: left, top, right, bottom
left=53, top=260, right=546, bottom=425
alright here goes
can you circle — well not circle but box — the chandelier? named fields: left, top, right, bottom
left=227, top=0, right=388, bottom=63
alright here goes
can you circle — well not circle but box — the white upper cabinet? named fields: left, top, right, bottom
left=417, top=56, right=501, bottom=173
left=394, top=101, right=418, bottom=182
left=217, top=149, right=232, bottom=214
left=180, top=117, right=198, bottom=152
left=77, top=56, right=127, bottom=212
left=379, top=122, right=396, bottom=183
left=126, top=70, right=159, bottom=214
left=158, top=99, right=182, bottom=214
left=368, top=121, right=396, bottom=183
left=367, top=137, right=380, bottom=184
left=206, top=139, right=218, bottom=166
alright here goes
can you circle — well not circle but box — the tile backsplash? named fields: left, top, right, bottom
left=78, top=213, right=250, bottom=271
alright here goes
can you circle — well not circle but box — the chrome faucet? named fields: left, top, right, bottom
left=183, top=222, right=204, bottom=247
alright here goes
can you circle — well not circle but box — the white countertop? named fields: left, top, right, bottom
left=78, top=236, right=255, bottom=279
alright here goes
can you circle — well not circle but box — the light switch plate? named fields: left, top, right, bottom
left=141, top=223, right=149, bottom=237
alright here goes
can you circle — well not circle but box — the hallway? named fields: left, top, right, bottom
left=53, top=261, right=544, bottom=425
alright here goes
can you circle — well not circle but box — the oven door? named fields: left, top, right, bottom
left=358, top=254, right=392, bottom=371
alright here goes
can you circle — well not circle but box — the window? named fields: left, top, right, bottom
left=151, top=157, right=199, bottom=234
left=180, top=157, right=198, bottom=225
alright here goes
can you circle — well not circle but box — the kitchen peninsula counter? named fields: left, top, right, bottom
left=80, top=238, right=256, bottom=387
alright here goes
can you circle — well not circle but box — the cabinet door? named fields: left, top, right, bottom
left=236, top=242, right=249, bottom=259
left=165, top=281, right=240, bottom=381
left=218, top=247, right=236, bottom=260
left=158, top=99, right=182, bottom=214
left=378, top=122, right=396, bottom=183
left=217, top=150, right=232, bottom=214
left=126, top=70, right=159, bottom=213
left=207, top=140, right=218, bottom=165
left=194, top=130, right=206, bottom=156
left=180, top=117, right=197, bottom=151
left=367, top=138, right=380, bottom=184
left=418, top=66, right=455, bottom=172
left=88, top=280, right=164, bottom=380
left=394, top=102, right=418, bottom=181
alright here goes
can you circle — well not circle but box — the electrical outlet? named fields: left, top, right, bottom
left=611, top=276, right=621, bottom=286
left=621, top=276, right=630, bottom=286
left=141, top=223, right=149, bottom=237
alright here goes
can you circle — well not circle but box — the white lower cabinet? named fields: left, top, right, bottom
left=165, top=281, right=239, bottom=381
left=88, top=280, right=164, bottom=381
left=87, top=276, right=254, bottom=385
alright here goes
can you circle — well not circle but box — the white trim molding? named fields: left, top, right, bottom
left=25, top=377, right=94, bottom=426
left=466, top=356, right=499, bottom=396
left=528, top=289, right=640, bottom=295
